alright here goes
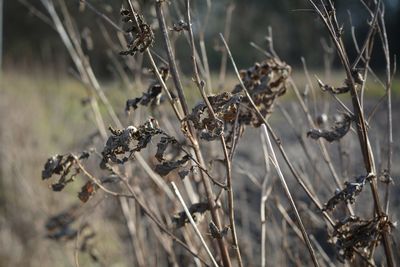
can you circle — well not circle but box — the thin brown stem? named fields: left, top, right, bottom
left=185, top=1, right=239, bottom=265
left=75, top=159, right=210, bottom=266
left=220, top=34, right=320, bottom=267
left=306, top=1, right=394, bottom=265
left=155, top=1, right=232, bottom=265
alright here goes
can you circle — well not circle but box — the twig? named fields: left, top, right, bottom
left=306, top=1, right=394, bottom=265
left=220, top=33, right=335, bottom=227
left=218, top=4, right=235, bottom=90
left=221, top=33, right=321, bottom=266
left=186, top=1, right=241, bottom=265
left=171, top=182, right=219, bottom=267
left=154, top=2, right=232, bottom=265
left=74, top=159, right=209, bottom=266
left=262, top=125, right=320, bottom=267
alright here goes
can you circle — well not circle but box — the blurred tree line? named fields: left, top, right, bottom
left=3, top=0, right=399, bottom=77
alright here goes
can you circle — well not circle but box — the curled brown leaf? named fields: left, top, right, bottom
left=307, top=113, right=353, bottom=142
left=119, top=9, right=154, bottom=56
left=172, top=202, right=209, bottom=228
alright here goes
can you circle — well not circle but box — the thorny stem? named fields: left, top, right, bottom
left=306, top=1, right=394, bottom=265
left=219, top=34, right=320, bottom=267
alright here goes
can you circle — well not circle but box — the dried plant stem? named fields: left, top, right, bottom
left=260, top=128, right=272, bottom=267
left=154, top=1, right=189, bottom=119
left=218, top=4, right=235, bottom=90
left=154, top=2, right=232, bottom=266
left=57, top=0, right=122, bottom=129
left=288, top=78, right=355, bottom=216
left=220, top=34, right=335, bottom=226
left=276, top=103, right=328, bottom=192
left=307, top=2, right=394, bottom=265
left=73, top=159, right=209, bottom=265
left=301, top=57, right=318, bottom=117
left=135, top=154, right=174, bottom=199
left=377, top=6, right=395, bottom=215
left=185, top=1, right=242, bottom=265
left=221, top=33, right=321, bottom=266
left=288, top=79, right=343, bottom=190
left=262, top=125, right=319, bottom=267
left=124, top=1, right=184, bottom=122
left=198, top=1, right=213, bottom=94
left=310, top=235, right=336, bottom=267
left=251, top=37, right=348, bottom=205
left=119, top=197, right=146, bottom=267
left=171, top=182, right=219, bottom=267
left=41, top=0, right=107, bottom=138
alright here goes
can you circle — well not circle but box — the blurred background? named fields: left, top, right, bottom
left=0, top=0, right=399, bottom=266
left=2, top=0, right=400, bottom=74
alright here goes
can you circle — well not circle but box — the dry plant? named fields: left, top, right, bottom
left=31, top=0, right=397, bottom=266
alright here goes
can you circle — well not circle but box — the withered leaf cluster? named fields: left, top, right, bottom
left=153, top=135, right=191, bottom=176
left=100, top=119, right=163, bottom=169
left=154, top=155, right=190, bottom=176
left=172, top=202, right=209, bottom=228
left=178, top=165, right=197, bottom=180
left=331, top=215, right=393, bottom=262
left=42, top=152, right=90, bottom=191
left=120, top=9, right=154, bottom=56
left=379, top=169, right=393, bottom=184
left=185, top=92, right=240, bottom=141
left=307, top=113, right=353, bottom=142
left=209, top=221, right=229, bottom=240
left=126, top=66, right=169, bottom=114
left=324, top=174, right=369, bottom=211
left=233, top=58, right=290, bottom=126
left=155, top=136, right=177, bottom=162
left=185, top=58, right=290, bottom=141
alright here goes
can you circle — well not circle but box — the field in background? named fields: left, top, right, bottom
left=1, top=69, right=399, bottom=266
